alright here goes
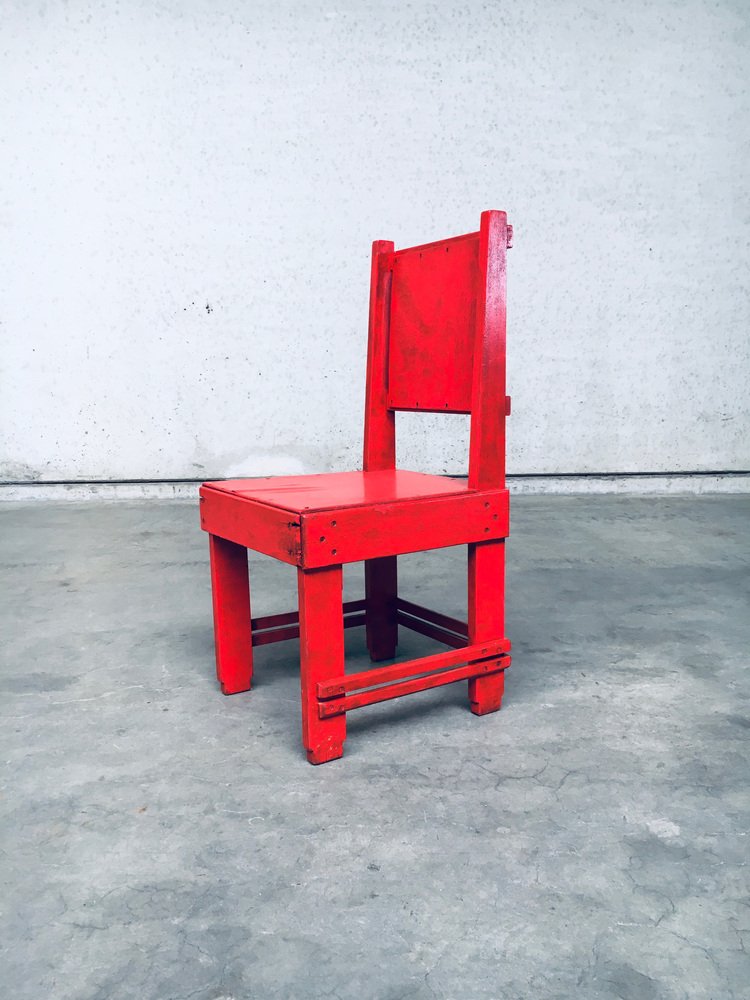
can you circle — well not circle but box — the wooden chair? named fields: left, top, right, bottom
left=200, top=210, right=513, bottom=763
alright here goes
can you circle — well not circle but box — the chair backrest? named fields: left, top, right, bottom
left=363, top=210, right=511, bottom=490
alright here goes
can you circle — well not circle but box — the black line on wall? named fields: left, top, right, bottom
left=2, top=470, right=749, bottom=487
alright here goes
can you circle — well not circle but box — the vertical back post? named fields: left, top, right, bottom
left=468, top=211, right=509, bottom=489
left=363, top=240, right=398, bottom=661
left=363, top=239, right=395, bottom=470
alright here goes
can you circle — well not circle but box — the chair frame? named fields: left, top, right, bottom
left=200, top=210, right=513, bottom=763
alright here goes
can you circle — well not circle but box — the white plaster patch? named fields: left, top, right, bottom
left=223, top=454, right=309, bottom=478
left=646, top=818, right=681, bottom=840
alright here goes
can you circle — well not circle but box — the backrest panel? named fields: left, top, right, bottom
left=387, top=233, right=480, bottom=413
left=363, top=210, right=509, bottom=487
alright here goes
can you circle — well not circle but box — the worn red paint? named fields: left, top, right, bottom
left=200, top=210, right=512, bottom=763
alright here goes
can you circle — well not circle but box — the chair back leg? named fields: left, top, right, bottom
left=365, top=555, right=398, bottom=661
left=467, top=540, right=505, bottom=715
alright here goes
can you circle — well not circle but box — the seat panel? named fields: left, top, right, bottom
left=203, top=469, right=470, bottom=513
left=200, top=478, right=509, bottom=568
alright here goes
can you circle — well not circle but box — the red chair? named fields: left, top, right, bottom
left=200, top=210, right=513, bottom=763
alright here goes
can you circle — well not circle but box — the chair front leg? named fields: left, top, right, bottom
left=209, top=535, right=253, bottom=695
left=298, top=565, right=347, bottom=764
left=365, top=555, right=398, bottom=661
left=468, top=539, right=505, bottom=715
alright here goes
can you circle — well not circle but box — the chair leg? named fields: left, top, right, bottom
left=298, top=565, right=347, bottom=764
left=468, top=540, right=505, bottom=715
left=365, top=555, right=398, bottom=661
left=208, top=534, right=253, bottom=695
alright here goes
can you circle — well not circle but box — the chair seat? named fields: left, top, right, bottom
left=203, top=469, right=469, bottom=512
left=200, top=468, right=509, bottom=568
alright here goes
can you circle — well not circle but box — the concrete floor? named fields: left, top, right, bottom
left=1, top=495, right=749, bottom=1000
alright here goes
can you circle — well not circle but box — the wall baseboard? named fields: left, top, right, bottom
left=507, top=473, right=750, bottom=495
left=1, top=472, right=749, bottom=502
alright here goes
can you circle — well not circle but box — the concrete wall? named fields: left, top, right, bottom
left=2, top=0, right=748, bottom=483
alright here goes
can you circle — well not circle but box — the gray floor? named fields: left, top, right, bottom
left=1, top=495, right=749, bottom=1000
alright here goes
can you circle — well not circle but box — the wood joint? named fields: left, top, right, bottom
left=318, top=652, right=511, bottom=718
